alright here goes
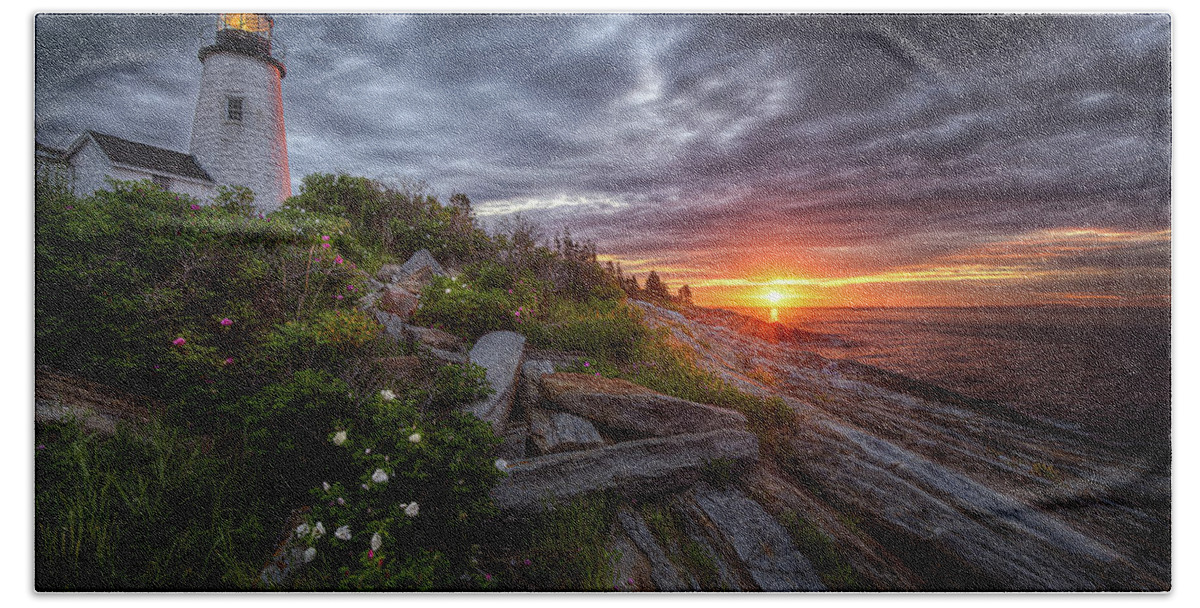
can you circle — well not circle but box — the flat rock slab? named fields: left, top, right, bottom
left=540, top=373, right=748, bottom=437
left=617, top=508, right=689, bottom=591
left=686, top=483, right=826, bottom=591
left=491, top=428, right=759, bottom=513
left=373, top=310, right=468, bottom=352
left=464, top=331, right=526, bottom=433
left=528, top=406, right=605, bottom=454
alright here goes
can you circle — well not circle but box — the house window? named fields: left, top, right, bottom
left=151, top=175, right=171, bottom=190
left=227, top=97, right=244, bottom=121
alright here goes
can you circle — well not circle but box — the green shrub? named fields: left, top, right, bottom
left=287, top=384, right=504, bottom=590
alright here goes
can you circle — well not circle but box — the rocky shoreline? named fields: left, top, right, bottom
left=35, top=252, right=1170, bottom=591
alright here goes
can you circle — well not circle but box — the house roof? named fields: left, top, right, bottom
left=80, top=131, right=214, bottom=183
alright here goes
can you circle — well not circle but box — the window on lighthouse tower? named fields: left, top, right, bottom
left=226, top=97, right=244, bottom=121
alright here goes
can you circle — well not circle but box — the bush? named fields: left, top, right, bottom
left=287, top=380, right=504, bottom=590
left=411, top=265, right=543, bottom=340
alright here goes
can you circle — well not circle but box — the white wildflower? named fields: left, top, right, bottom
left=332, top=430, right=347, bottom=446
left=494, top=458, right=508, bottom=471
left=295, top=523, right=310, bottom=537
left=304, top=547, right=317, bottom=562
left=337, top=497, right=345, bottom=506
left=408, top=432, right=421, bottom=444
left=314, top=522, right=325, bottom=538
left=372, top=468, right=389, bottom=483
left=371, top=532, right=383, bottom=552
left=335, top=526, right=351, bottom=541
left=405, top=502, right=419, bottom=518
left=444, top=288, right=452, bottom=294
left=380, top=389, right=396, bottom=401
left=322, top=481, right=331, bottom=492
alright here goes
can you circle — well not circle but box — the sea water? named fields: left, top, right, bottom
left=728, top=305, right=1171, bottom=446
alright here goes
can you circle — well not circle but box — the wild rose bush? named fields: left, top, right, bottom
left=289, top=386, right=504, bottom=590
left=411, top=262, right=544, bottom=340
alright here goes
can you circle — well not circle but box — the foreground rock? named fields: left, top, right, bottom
left=372, top=309, right=468, bottom=360
left=633, top=299, right=1170, bottom=590
left=463, top=331, right=526, bottom=433
left=539, top=373, right=749, bottom=437
left=491, top=429, right=759, bottom=513
left=527, top=406, right=605, bottom=454
left=684, top=483, right=825, bottom=591
left=377, top=248, right=446, bottom=291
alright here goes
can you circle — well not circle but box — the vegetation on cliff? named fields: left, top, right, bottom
left=35, top=174, right=799, bottom=590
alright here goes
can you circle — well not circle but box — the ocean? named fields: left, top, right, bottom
left=726, top=305, right=1171, bottom=446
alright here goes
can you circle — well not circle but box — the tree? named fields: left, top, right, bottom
left=644, top=270, right=670, bottom=301
left=678, top=284, right=693, bottom=306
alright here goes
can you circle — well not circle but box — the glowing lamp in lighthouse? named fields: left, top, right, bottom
left=188, top=13, right=291, bottom=211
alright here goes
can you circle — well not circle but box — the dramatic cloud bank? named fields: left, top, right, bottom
left=35, top=13, right=1171, bottom=306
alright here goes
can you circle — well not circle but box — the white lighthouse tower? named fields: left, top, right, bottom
left=189, top=13, right=291, bottom=211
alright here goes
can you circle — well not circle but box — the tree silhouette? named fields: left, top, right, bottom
left=644, top=270, right=670, bottom=301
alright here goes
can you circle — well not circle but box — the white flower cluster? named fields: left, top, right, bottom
left=380, top=389, right=396, bottom=401
left=335, top=526, right=351, bottom=541
left=372, top=468, right=389, bottom=484
left=332, top=430, right=347, bottom=446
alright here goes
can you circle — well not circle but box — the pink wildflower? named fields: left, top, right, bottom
left=514, top=310, right=520, bottom=317
left=64, top=205, right=74, bottom=210
left=190, top=204, right=200, bottom=210
left=507, top=289, right=513, bottom=294
left=172, top=337, right=186, bottom=346
left=322, top=235, right=330, bottom=241
left=334, top=255, right=344, bottom=264
left=224, top=357, right=234, bottom=365
left=335, top=294, right=344, bottom=300
left=484, top=573, right=492, bottom=582
left=220, top=318, right=233, bottom=326
left=347, top=285, right=356, bottom=291
left=368, top=549, right=374, bottom=559
left=322, top=243, right=331, bottom=249
left=583, top=362, right=590, bottom=367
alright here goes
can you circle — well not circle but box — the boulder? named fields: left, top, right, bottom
left=528, top=406, right=605, bottom=454
left=378, top=249, right=446, bottom=288
left=684, top=483, right=825, bottom=591
left=490, top=428, right=759, bottom=513
left=373, top=310, right=467, bottom=353
left=517, top=359, right=556, bottom=412
left=540, top=373, right=749, bottom=437
left=463, top=331, right=526, bottom=433
left=377, top=287, right=420, bottom=318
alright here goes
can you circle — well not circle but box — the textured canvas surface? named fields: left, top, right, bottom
left=33, top=13, right=1170, bottom=592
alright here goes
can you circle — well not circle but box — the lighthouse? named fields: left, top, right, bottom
left=188, top=13, right=291, bottom=210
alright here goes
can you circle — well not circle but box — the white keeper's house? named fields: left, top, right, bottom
left=36, top=13, right=293, bottom=211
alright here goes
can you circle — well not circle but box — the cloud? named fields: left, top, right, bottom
left=35, top=13, right=1171, bottom=305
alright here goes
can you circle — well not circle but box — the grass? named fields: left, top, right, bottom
left=500, top=494, right=620, bottom=591
left=640, top=501, right=725, bottom=590
left=35, top=418, right=270, bottom=590
left=778, top=510, right=862, bottom=591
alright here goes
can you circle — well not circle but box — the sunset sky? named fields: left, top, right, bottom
left=34, top=13, right=1171, bottom=308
